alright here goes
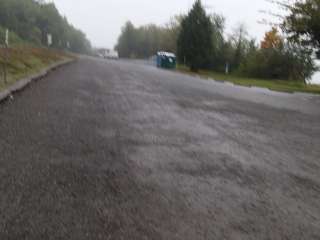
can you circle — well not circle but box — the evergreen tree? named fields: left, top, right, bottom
left=177, top=0, right=214, bottom=72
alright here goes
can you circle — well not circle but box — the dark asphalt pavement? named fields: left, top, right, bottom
left=0, top=57, right=320, bottom=239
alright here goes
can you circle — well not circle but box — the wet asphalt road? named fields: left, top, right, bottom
left=0, top=57, right=320, bottom=240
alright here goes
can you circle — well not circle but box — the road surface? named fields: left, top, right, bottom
left=0, top=57, right=320, bottom=240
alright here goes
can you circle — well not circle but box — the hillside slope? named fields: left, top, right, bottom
left=0, top=47, right=73, bottom=91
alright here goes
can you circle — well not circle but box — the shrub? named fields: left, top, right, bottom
left=239, top=43, right=316, bottom=82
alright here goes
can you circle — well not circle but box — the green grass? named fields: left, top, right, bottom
left=0, top=46, right=73, bottom=91
left=177, top=65, right=320, bottom=95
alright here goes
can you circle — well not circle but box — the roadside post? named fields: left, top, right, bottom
left=47, top=34, right=52, bottom=47
left=3, top=29, right=9, bottom=84
left=225, top=62, right=229, bottom=75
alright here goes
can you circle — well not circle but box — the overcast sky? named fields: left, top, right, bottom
left=52, top=0, right=276, bottom=49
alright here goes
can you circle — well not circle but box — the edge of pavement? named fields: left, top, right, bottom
left=0, top=58, right=75, bottom=103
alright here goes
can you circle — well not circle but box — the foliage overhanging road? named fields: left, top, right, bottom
left=0, top=57, right=320, bottom=240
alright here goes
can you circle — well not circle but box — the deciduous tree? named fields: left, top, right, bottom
left=261, top=27, right=283, bottom=49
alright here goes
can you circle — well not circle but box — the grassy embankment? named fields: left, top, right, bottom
left=177, top=65, right=320, bottom=95
left=0, top=46, right=73, bottom=91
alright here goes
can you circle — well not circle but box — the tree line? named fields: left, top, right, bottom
left=0, top=0, right=91, bottom=54
left=115, top=16, right=182, bottom=59
left=116, top=0, right=320, bottom=82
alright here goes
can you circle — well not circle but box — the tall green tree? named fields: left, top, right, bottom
left=116, top=21, right=138, bottom=58
left=177, top=0, right=214, bottom=71
left=209, top=14, right=226, bottom=71
left=278, top=0, right=320, bottom=56
left=162, top=15, right=184, bottom=54
left=230, top=23, right=249, bottom=70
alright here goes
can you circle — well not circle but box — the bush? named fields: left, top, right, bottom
left=239, top=43, right=316, bottom=82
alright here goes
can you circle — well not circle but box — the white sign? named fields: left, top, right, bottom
left=47, top=34, right=52, bottom=46
left=5, top=29, right=9, bottom=46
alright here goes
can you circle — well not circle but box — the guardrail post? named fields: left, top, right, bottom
left=3, top=46, right=7, bottom=85
left=1, top=29, right=9, bottom=85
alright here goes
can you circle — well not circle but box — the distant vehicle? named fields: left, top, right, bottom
left=104, top=50, right=119, bottom=60
left=97, top=53, right=104, bottom=58
left=156, top=51, right=176, bottom=69
left=94, top=48, right=119, bottom=59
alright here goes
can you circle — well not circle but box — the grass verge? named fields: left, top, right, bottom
left=177, top=65, right=320, bottom=95
left=0, top=46, right=74, bottom=91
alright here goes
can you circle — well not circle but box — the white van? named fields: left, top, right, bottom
left=104, top=50, right=119, bottom=60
